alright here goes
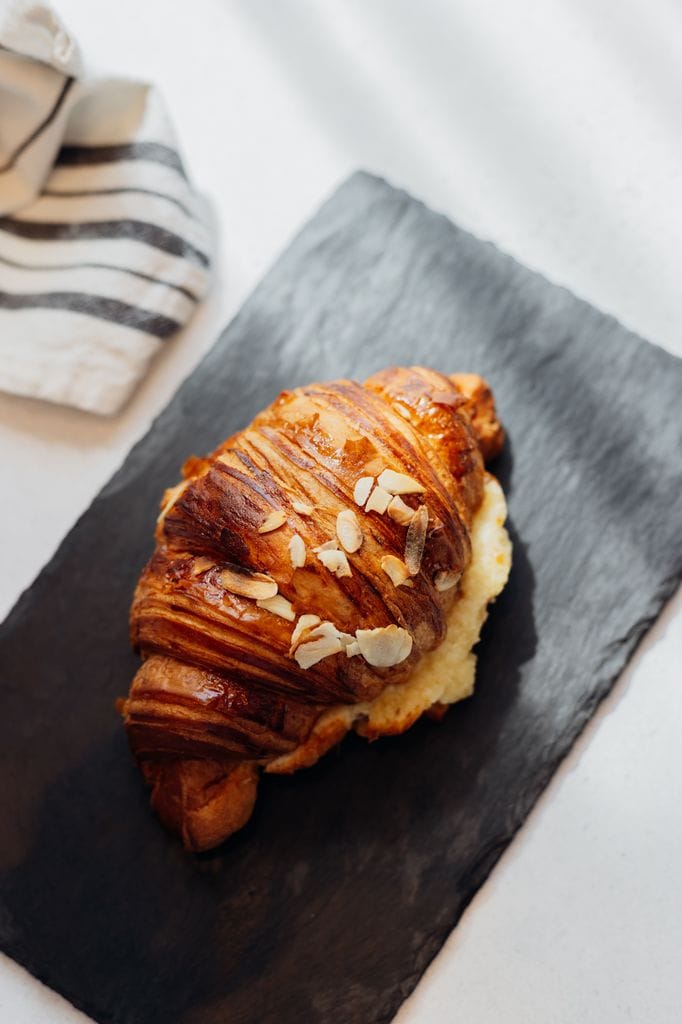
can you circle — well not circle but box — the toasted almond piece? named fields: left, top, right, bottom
left=314, top=539, right=339, bottom=553
left=305, top=621, right=356, bottom=648
left=355, top=625, right=413, bottom=667
left=256, top=594, right=296, bottom=621
left=288, top=533, right=306, bottom=568
left=336, top=629, right=357, bottom=648
left=258, top=509, right=287, bottom=534
left=380, top=554, right=412, bottom=587
left=365, top=485, right=392, bottom=514
left=189, top=556, right=215, bottom=577
left=377, top=469, right=425, bottom=495
left=219, top=568, right=278, bottom=600
left=434, top=569, right=462, bottom=592
left=345, top=639, right=361, bottom=658
left=292, top=500, right=314, bottom=516
left=295, top=633, right=344, bottom=669
left=157, top=480, right=188, bottom=525
left=290, top=614, right=321, bottom=651
left=353, top=476, right=374, bottom=507
left=306, top=620, right=342, bottom=641
left=405, top=505, right=429, bottom=575
left=317, top=547, right=352, bottom=578
left=387, top=494, right=415, bottom=525
left=336, top=509, right=363, bottom=553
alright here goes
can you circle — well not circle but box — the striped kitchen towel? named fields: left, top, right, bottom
left=0, top=1, right=213, bottom=414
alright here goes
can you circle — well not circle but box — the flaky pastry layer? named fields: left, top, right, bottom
left=267, top=474, right=511, bottom=772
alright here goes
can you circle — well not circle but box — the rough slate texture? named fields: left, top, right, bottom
left=0, top=172, right=680, bottom=1024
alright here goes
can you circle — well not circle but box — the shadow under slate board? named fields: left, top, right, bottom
left=1, top=172, right=681, bottom=1024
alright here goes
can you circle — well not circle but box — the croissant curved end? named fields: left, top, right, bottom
left=121, top=367, right=511, bottom=850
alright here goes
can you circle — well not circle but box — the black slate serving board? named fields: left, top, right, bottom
left=1, top=172, right=681, bottom=1024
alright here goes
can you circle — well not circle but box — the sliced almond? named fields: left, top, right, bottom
left=404, top=505, right=429, bottom=575
left=258, top=509, right=287, bottom=534
left=290, top=614, right=321, bottom=651
left=365, top=485, right=392, bottom=514
left=307, top=620, right=344, bottom=642
left=377, top=469, right=425, bottom=495
left=335, top=629, right=357, bottom=648
left=288, top=533, right=306, bottom=568
left=219, top=567, right=278, bottom=600
left=380, top=554, right=411, bottom=587
left=336, top=509, right=363, bottom=553
left=189, top=556, right=215, bottom=577
left=355, top=625, right=413, bottom=667
left=256, top=594, right=295, bottom=621
left=157, top=480, right=188, bottom=525
left=353, top=476, right=374, bottom=507
left=293, top=620, right=354, bottom=668
left=345, top=639, right=361, bottom=658
left=317, top=547, right=352, bottom=578
left=314, top=539, right=339, bottom=553
left=292, top=500, right=314, bottom=516
left=434, top=569, right=462, bottom=592
left=387, top=494, right=415, bottom=525
left=295, top=632, right=344, bottom=669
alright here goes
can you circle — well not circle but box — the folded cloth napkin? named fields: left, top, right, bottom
left=0, top=0, right=212, bottom=414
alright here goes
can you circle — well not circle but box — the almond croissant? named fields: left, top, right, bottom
left=122, top=367, right=511, bottom=850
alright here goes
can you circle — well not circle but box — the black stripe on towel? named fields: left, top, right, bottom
left=43, top=186, right=196, bottom=219
left=0, top=78, right=75, bottom=174
left=0, top=217, right=209, bottom=268
left=0, top=252, right=199, bottom=302
left=56, top=142, right=187, bottom=178
left=0, top=291, right=180, bottom=338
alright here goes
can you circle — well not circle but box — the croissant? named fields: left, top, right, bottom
left=122, top=366, right=511, bottom=850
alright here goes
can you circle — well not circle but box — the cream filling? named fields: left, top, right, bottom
left=267, top=474, right=511, bottom=771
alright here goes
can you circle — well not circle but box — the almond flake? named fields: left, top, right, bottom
left=314, top=539, right=339, bottom=553
left=290, top=614, right=321, bottom=651
left=317, top=547, right=352, bottom=578
left=380, top=554, right=411, bottom=587
left=288, top=533, right=306, bottom=568
left=364, top=485, right=392, bottom=514
left=434, top=569, right=462, bottom=592
left=404, top=505, right=429, bottom=575
left=295, top=633, right=344, bottom=669
left=336, top=509, right=363, bottom=553
left=387, top=494, right=415, bottom=525
left=353, top=476, right=374, bottom=507
left=345, top=639, right=361, bottom=657
left=292, top=500, right=313, bottom=516
left=189, top=556, right=215, bottom=577
left=307, top=621, right=345, bottom=642
left=377, top=469, right=425, bottom=495
left=256, top=594, right=296, bottom=621
left=219, top=568, right=278, bottom=600
left=355, top=625, right=413, bottom=667
left=336, top=629, right=357, bottom=648
left=294, top=620, right=354, bottom=668
left=157, top=480, right=188, bottom=525
left=258, top=509, right=287, bottom=534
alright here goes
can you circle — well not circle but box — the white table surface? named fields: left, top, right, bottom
left=1, top=1, right=680, bottom=1021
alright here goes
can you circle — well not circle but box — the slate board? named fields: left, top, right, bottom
left=1, top=172, right=681, bottom=1024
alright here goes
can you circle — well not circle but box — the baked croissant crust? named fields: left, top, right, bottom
left=122, top=366, right=510, bottom=850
